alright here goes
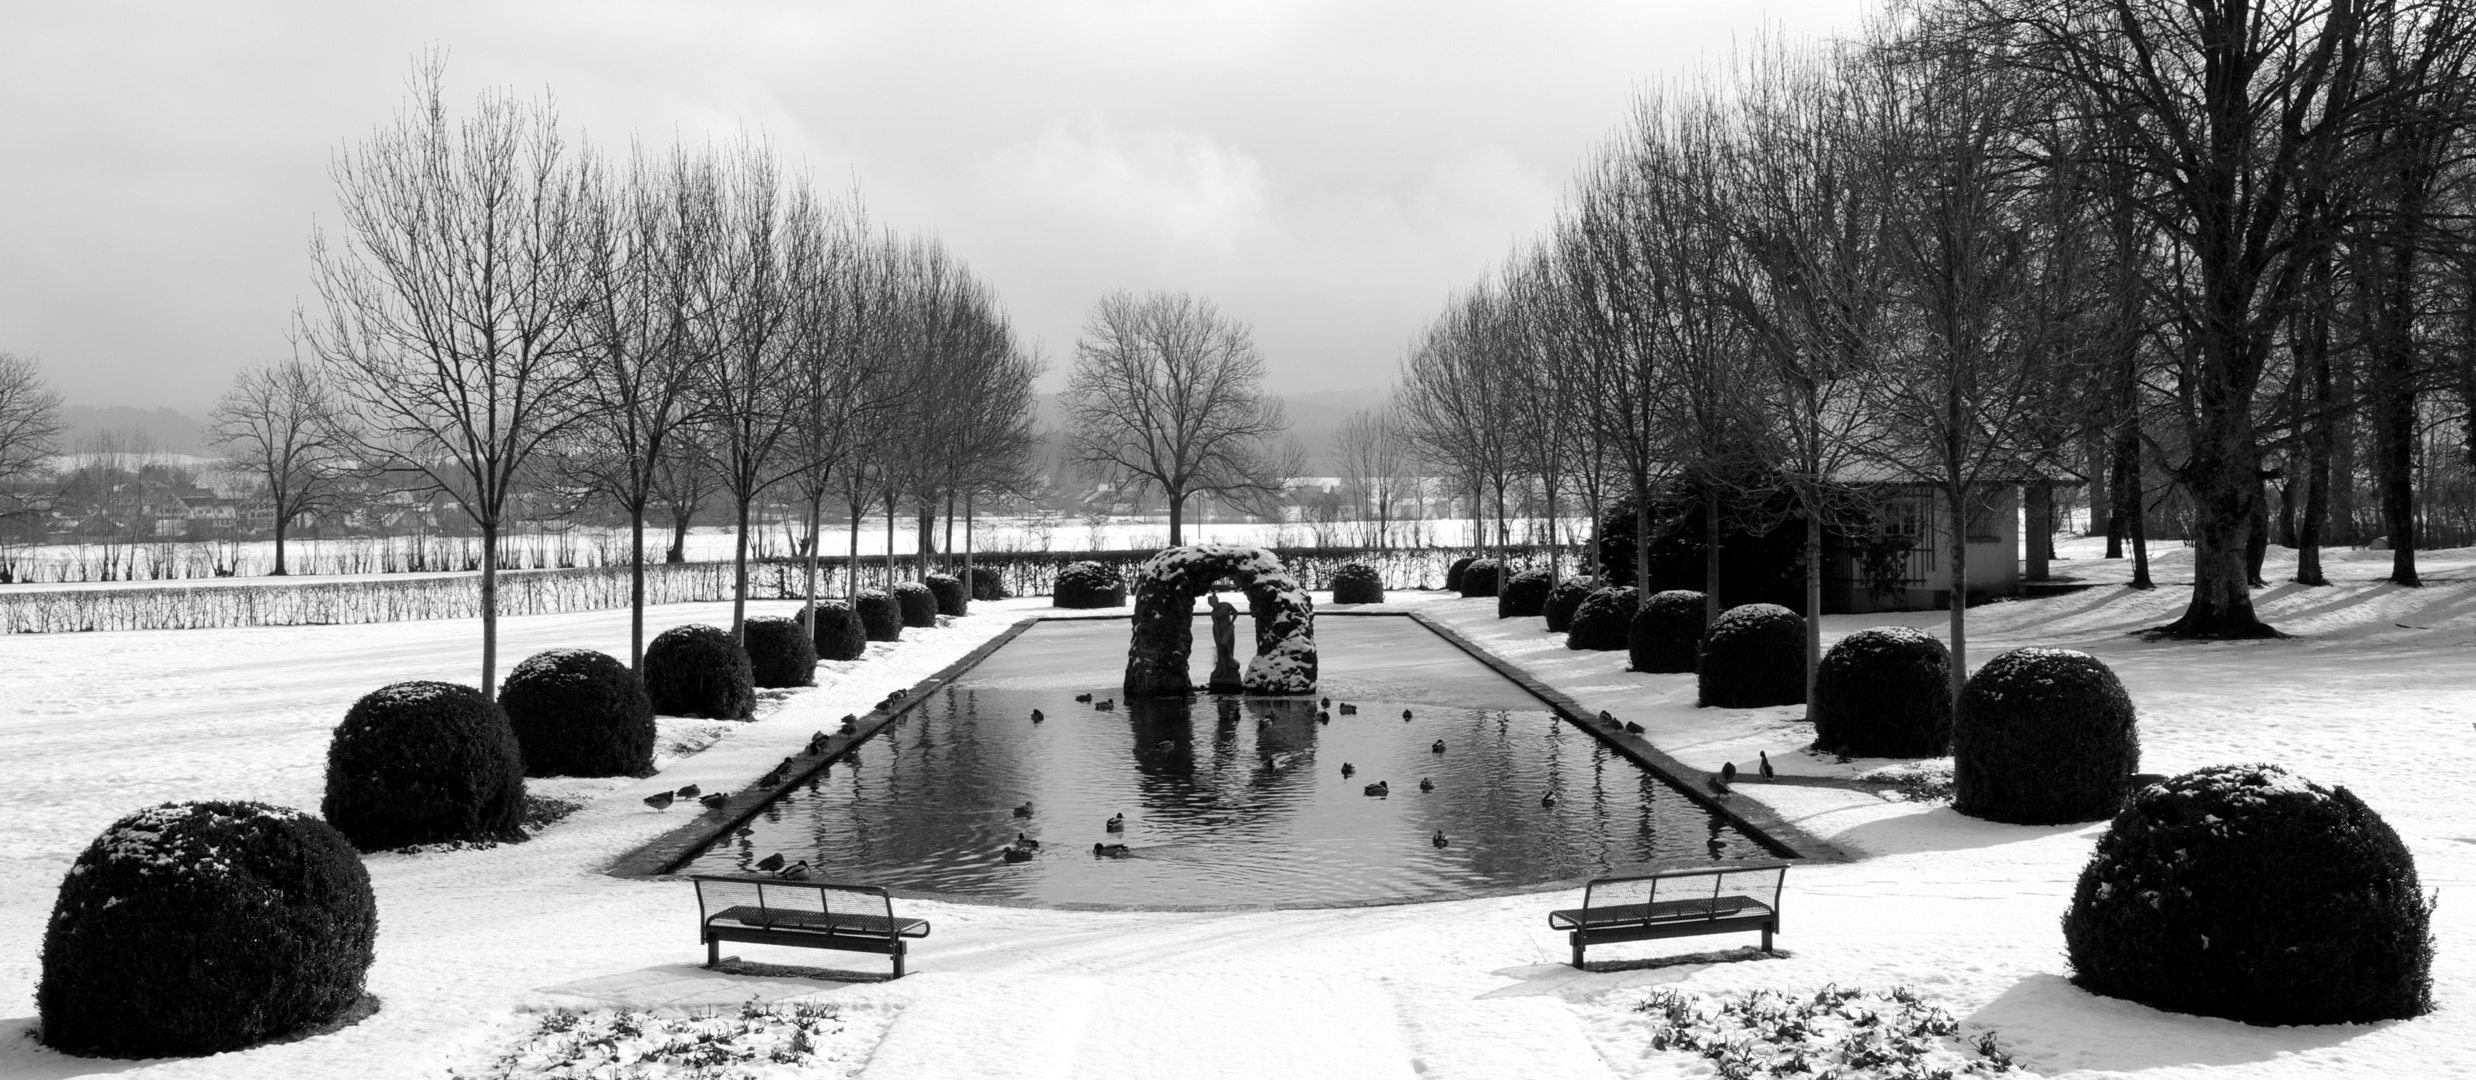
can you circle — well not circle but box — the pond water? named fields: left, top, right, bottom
left=681, top=614, right=1771, bottom=907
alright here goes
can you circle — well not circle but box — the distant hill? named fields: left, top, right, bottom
left=61, top=405, right=210, bottom=454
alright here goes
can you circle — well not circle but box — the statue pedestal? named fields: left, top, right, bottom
left=1207, top=656, right=1244, bottom=693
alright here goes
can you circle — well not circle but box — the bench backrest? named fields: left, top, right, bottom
left=1582, top=863, right=1788, bottom=918
left=691, top=874, right=895, bottom=932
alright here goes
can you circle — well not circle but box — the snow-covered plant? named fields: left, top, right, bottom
left=454, top=1000, right=870, bottom=1080
left=643, top=624, right=756, bottom=720
left=40, top=801, right=376, bottom=1058
left=2065, top=763, right=2434, bottom=1024
left=1631, top=985, right=2017, bottom=1079
left=1457, top=557, right=1502, bottom=598
left=1543, top=578, right=1592, bottom=633
left=1565, top=586, right=1639, bottom=652
left=1696, top=603, right=1805, bottom=707
left=1626, top=589, right=1705, bottom=672
left=890, top=581, right=938, bottom=628
left=1444, top=554, right=1476, bottom=592
left=323, top=680, right=528, bottom=849
left=854, top=588, right=904, bottom=639
left=1811, top=626, right=1952, bottom=757
left=1329, top=561, right=1384, bottom=604
left=801, top=599, right=868, bottom=661
left=1497, top=569, right=1551, bottom=617
left=498, top=648, right=654, bottom=777
left=1953, top=647, right=2138, bottom=825
left=1052, top=561, right=1124, bottom=608
left=922, top=572, right=968, bottom=616
left=741, top=616, right=817, bottom=690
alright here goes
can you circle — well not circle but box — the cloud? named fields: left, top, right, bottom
left=981, top=122, right=1269, bottom=257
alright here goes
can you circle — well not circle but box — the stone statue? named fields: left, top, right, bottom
left=1207, top=589, right=1243, bottom=692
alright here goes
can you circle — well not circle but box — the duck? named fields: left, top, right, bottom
left=1096, top=698, right=1116, bottom=711
left=1721, top=761, right=1739, bottom=784
left=1339, top=703, right=1358, bottom=715
left=1705, top=772, right=1733, bottom=797
left=675, top=783, right=701, bottom=798
left=1431, top=739, right=1447, bottom=754
left=1402, top=709, right=1414, bottom=721
left=1321, top=697, right=1332, bottom=709
left=1031, top=709, right=1045, bottom=723
left=840, top=714, right=859, bottom=733
left=1598, top=709, right=1617, bottom=727
left=1431, top=830, right=1450, bottom=848
left=641, top=790, right=675, bottom=810
left=1015, top=832, right=1041, bottom=850
left=1075, top=693, right=1094, bottom=703
left=1419, top=777, right=1435, bottom=793
left=1759, top=751, right=1775, bottom=780
left=1093, top=842, right=1132, bottom=858
left=1541, top=790, right=1560, bottom=808
left=734, top=826, right=754, bottom=838
left=1105, top=812, right=1126, bottom=832
left=1154, top=740, right=1177, bottom=753
left=1014, top=801, right=1035, bottom=818
left=1624, top=721, right=1645, bottom=735
left=699, top=792, right=731, bottom=810
left=1317, top=711, right=1331, bottom=724
left=888, top=688, right=908, bottom=701
left=1341, top=762, right=1357, bottom=778
left=1001, top=844, right=1034, bottom=863
left=755, top=852, right=786, bottom=872
left=1364, top=780, right=1391, bottom=797
left=807, top=732, right=832, bottom=754
left=776, top=860, right=812, bottom=880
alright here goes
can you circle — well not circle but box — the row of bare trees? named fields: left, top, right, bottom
left=299, top=58, right=1038, bottom=697
left=1396, top=0, right=2476, bottom=702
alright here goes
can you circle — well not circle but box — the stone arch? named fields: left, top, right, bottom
left=1122, top=544, right=1318, bottom=697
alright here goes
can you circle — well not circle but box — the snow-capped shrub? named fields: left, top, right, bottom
left=1627, top=589, right=1706, bottom=673
left=892, top=581, right=938, bottom=627
left=805, top=599, right=868, bottom=661
left=1498, top=569, right=1552, bottom=618
left=1053, top=561, right=1125, bottom=608
left=1544, top=579, right=1592, bottom=633
left=855, top=589, right=903, bottom=640
left=496, top=648, right=653, bottom=778
left=38, top=801, right=376, bottom=1058
left=1697, top=604, right=1806, bottom=707
left=1458, top=558, right=1502, bottom=598
left=1811, top=627, right=1950, bottom=757
left=924, top=573, right=969, bottom=616
left=1444, top=555, right=1476, bottom=592
left=2065, top=764, right=2433, bottom=1025
left=1329, top=562, right=1384, bottom=604
left=970, top=566, right=1007, bottom=601
left=1953, top=647, right=2139, bottom=825
left=642, top=624, right=755, bottom=720
left=742, top=616, right=817, bottom=689
left=322, top=680, right=527, bottom=849
left=1566, top=586, right=1639, bottom=651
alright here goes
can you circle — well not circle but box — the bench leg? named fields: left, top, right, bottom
left=892, top=941, right=906, bottom=979
left=1571, top=934, right=1586, bottom=971
left=706, top=935, right=719, bottom=968
left=1761, top=924, right=1774, bottom=954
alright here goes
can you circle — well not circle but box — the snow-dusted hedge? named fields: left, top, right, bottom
left=1566, top=586, right=1638, bottom=651
left=1628, top=589, right=1706, bottom=673
left=2065, top=764, right=2434, bottom=1024
left=1697, top=604, right=1806, bottom=707
left=1544, top=579, right=1593, bottom=633
left=642, top=624, right=755, bottom=720
left=924, top=572, right=968, bottom=616
left=892, top=581, right=938, bottom=627
left=1329, top=562, right=1384, bottom=604
left=969, top=566, right=1007, bottom=601
left=39, top=801, right=376, bottom=1058
left=1811, top=627, right=1950, bottom=758
left=1123, top=544, right=1317, bottom=695
left=1458, top=558, right=1502, bottom=598
left=742, top=615, right=817, bottom=689
left=804, top=599, right=869, bottom=661
left=323, top=680, right=527, bottom=849
left=1053, top=561, right=1126, bottom=608
left=497, top=648, right=654, bottom=778
left=855, top=588, right=903, bottom=640
left=1445, top=555, right=1477, bottom=592
left=1498, top=569, right=1552, bottom=617
left=1953, top=647, right=2139, bottom=824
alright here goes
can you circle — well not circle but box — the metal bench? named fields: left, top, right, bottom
left=691, top=874, right=932, bottom=978
left=1547, top=864, right=1787, bottom=968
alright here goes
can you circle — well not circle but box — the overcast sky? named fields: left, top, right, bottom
left=1, top=0, right=1868, bottom=413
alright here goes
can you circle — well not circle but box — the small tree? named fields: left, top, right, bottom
left=0, top=351, right=65, bottom=527
left=209, top=360, right=355, bottom=576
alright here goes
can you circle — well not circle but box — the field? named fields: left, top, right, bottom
left=0, top=536, right=2468, bottom=1079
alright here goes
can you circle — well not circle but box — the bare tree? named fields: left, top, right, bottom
left=306, top=56, right=596, bottom=699
left=0, top=351, right=65, bottom=525
left=1330, top=406, right=1408, bottom=548
left=1062, top=291, right=1297, bottom=545
left=208, top=359, right=355, bottom=576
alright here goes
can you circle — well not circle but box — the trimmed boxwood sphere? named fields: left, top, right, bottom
left=1954, top=647, right=2139, bottom=825
left=1628, top=589, right=1707, bottom=673
left=39, top=801, right=376, bottom=1058
left=893, top=581, right=939, bottom=627
left=497, top=648, right=653, bottom=778
left=924, top=573, right=969, bottom=616
left=1543, top=579, right=1592, bottom=633
left=1498, top=569, right=1551, bottom=618
left=806, top=599, right=869, bottom=661
left=1054, top=561, right=1126, bottom=608
left=1812, top=627, right=1951, bottom=757
left=970, top=566, right=1007, bottom=601
left=1444, top=555, right=1475, bottom=592
left=743, top=615, right=818, bottom=688
left=642, top=623, right=756, bottom=720
left=1697, top=604, right=1806, bottom=708
left=322, top=680, right=526, bottom=850
left=2065, top=764, right=2433, bottom=1025
left=1566, top=586, right=1639, bottom=651
left=1459, top=558, right=1502, bottom=598
left=855, top=589, right=904, bottom=640
left=1329, top=562, right=1384, bottom=604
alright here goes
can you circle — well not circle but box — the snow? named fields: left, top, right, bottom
left=0, top=538, right=2472, bottom=1079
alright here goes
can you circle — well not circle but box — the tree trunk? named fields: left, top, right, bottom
left=1632, top=474, right=1652, bottom=597
left=272, top=517, right=290, bottom=576
left=1704, top=481, right=1723, bottom=625
left=2024, top=482, right=2051, bottom=583
left=1947, top=484, right=1969, bottom=707
left=629, top=503, right=647, bottom=673
left=847, top=503, right=863, bottom=596
left=963, top=490, right=975, bottom=601
left=801, top=492, right=823, bottom=637
left=731, top=497, right=752, bottom=638
left=1167, top=490, right=1185, bottom=547
left=666, top=510, right=691, bottom=564
left=2085, top=435, right=2111, bottom=539
left=944, top=490, right=957, bottom=574
left=2245, top=470, right=2270, bottom=587
left=1802, top=489, right=1822, bottom=708
left=2160, top=428, right=2274, bottom=637
left=884, top=498, right=898, bottom=584
left=481, top=517, right=500, bottom=701
left=2114, top=432, right=2152, bottom=589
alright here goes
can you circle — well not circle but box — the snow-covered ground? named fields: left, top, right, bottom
left=2, top=538, right=2470, bottom=1079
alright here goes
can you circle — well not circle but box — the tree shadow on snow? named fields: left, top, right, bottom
left=1832, top=806, right=2100, bottom=858
left=1968, top=973, right=2388, bottom=1074
left=1480, top=947, right=1788, bottom=1003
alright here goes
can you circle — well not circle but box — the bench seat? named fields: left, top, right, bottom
left=1550, top=864, right=1788, bottom=968
left=693, top=874, right=931, bottom=977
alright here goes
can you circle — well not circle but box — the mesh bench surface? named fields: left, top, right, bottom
left=1548, top=895, right=1764, bottom=930
left=692, top=874, right=931, bottom=977
left=1548, top=864, right=1788, bottom=967
left=707, top=906, right=930, bottom=939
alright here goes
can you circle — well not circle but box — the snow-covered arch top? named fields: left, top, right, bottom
left=1122, top=544, right=1318, bottom=697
